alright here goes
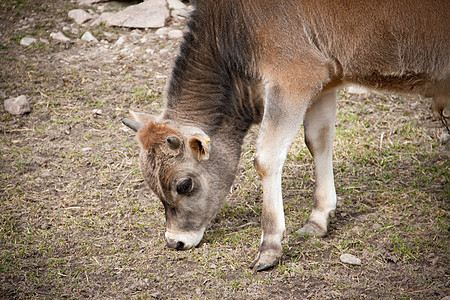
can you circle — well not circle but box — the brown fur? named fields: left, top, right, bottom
left=138, top=121, right=180, bottom=152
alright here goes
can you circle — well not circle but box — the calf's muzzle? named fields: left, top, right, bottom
left=164, top=228, right=205, bottom=250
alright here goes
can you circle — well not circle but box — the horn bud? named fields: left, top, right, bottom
left=122, top=119, right=143, bottom=132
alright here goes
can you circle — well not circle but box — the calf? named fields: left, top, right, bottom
left=123, top=0, right=449, bottom=271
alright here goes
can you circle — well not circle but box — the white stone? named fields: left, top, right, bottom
left=20, top=37, right=37, bottom=46
left=115, top=36, right=127, bottom=46
left=167, top=0, right=186, bottom=10
left=71, top=27, right=80, bottom=35
left=39, top=38, right=49, bottom=44
left=440, top=132, right=450, bottom=144
left=68, top=9, right=92, bottom=24
left=4, top=95, right=31, bottom=115
left=130, top=29, right=142, bottom=36
left=50, top=32, right=71, bottom=42
left=81, top=31, right=98, bottom=43
left=92, top=0, right=169, bottom=28
left=155, top=27, right=170, bottom=37
left=340, top=253, right=362, bottom=266
left=167, top=29, right=183, bottom=39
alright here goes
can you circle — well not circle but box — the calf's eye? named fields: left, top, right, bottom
left=176, top=178, right=193, bottom=195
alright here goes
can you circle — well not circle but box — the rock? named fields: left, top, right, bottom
left=440, top=132, right=450, bottom=144
left=4, top=95, right=31, bottom=115
left=167, top=0, right=186, bottom=10
left=155, top=27, right=170, bottom=37
left=20, top=37, right=37, bottom=46
left=115, top=36, right=127, bottom=46
left=130, top=29, right=143, bottom=36
left=340, top=253, right=361, bottom=266
left=50, top=32, right=71, bottom=42
left=71, top=27, right=80, bottom=35
left=81, top=31, right=98, bottom=43
left=69, top=9, right=93, bottom=25
left=39, top=38, right=49, bottom=44
left=167, top=29, right=183, bottom=39
left=92, top=109, right=102, bottom=115
left=93, top=0, right=169, bottom=28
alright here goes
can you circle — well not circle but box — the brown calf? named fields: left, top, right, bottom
left=123, top=0, right=449, bottom=271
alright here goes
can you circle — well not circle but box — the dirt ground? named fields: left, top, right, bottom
left=1, top=0, right=449, bottom=299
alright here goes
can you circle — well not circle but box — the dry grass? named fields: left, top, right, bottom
left=1, top=0, right=449, bottom=299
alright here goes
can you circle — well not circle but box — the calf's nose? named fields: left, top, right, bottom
left=175, top=241, right=185, bottom=250
left=166, top=237, right=187, bottom=250
left=165, top=229, right=205, bottom=250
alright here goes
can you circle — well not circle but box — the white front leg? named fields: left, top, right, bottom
left=251, top=85, right=308, bottom=271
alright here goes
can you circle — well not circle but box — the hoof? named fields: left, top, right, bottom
left=296, top=221, right=327, bottom=237
left=250, top=249, right=282, bottom=272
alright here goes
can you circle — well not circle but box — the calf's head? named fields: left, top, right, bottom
left=123, top=112, right=237, bottom=250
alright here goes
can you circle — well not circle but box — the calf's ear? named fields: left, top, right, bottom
left=188, top=134, right=211, bottom=161
left=122, top=111, right=155, bottom=132
left=130, top=111, right=155, bottom=124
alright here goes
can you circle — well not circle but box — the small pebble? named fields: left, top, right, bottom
left=81, top=31, right=98, bottom=43
left=115, top=36, right=127, bottom=46
left=155, top=27, right=170, bottom=37
left=68, top=9, right=92, bottom=25
left=4, top=95, right=30, bottom=115
left=168, top=29, right=183, bottom=39
left=340, top=253, right=361, bottom=266
left=50, top=31, right=71, bottom=42
left=20, top=37, right=37, bottom=46
left=440, top=132, right=450, bottom=144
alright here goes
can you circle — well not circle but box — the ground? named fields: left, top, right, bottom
left=0, top=0, right=449, bottom=299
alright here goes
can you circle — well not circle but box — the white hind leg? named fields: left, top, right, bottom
left=297, top=89, right=337, bottom=237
